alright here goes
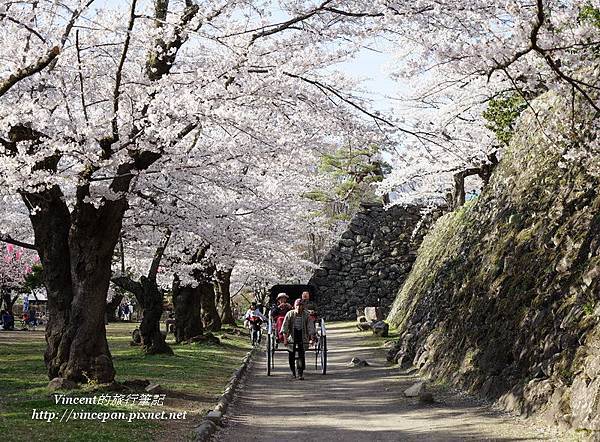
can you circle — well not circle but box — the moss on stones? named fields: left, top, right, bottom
left=387, top=87, right=600, bottom=432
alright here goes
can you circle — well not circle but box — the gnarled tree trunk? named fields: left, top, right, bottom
left=452, top=153, right=499, bottom=209
left=200, top=280, right=221, bottom=332
left=111, top=231, right=173, bottom=355
left=215, top=268, right=235, bottom=326
left=1, top=293, right=19, bottom=314
left=24, top=184, right=124, bottom=383
left=112, top=275, right=173, bottom=355
left=138, top=276, right=172, bottom=355
left=106, top=290, right=124, bottom=323
left=20, top=150, right=160, bottom=383
left=172, top=275, right=203, bottom=343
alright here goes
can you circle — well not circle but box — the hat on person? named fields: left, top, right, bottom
left=294, top=299, right=304, bottom=307
left=276, top=293, right=289, bottom=300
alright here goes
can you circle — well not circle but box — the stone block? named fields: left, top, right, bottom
left=364, top=307, right=384, bottom=321
left=404, top=381, right=425, bottom=397
left=372, top=321, right=389, bottom=337
left=48, top=378, right=78, bottom=391
left=205, top=410, right=222, bottom=424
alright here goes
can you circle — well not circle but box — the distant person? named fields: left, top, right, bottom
left=244, top=302, right=266, bottom=346
left=121, top=302, right=130, bottom=321
left=282, top=299, right=309, bottom=380
left=252, top=295, right=264, bottom=314
left=2, top=310, right=14, bottom=330
left=28, top=307, right=37, bottom=328
left=165, top=312, right=176, bottom=334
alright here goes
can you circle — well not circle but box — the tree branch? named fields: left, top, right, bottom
left=146, top=0, right=200, bottom=81
left=0, top=13, right=47, bottom=43
left=0, top=234, right=37, bottom=251
left=75, top=30, right=89, bottom=124
left=0, top=47, right=60, bottom=97
left=111, top=276, right=143, bottom=297
left=148, top=229, right=171, bottom=280
left=111, top=0, right=138, bottom=143
left=250, top=0, right=333, bottom=43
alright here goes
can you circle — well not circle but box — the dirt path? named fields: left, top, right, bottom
left=215, top=322, right=558, bottom=442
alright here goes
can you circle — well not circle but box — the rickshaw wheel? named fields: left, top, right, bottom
left=320, top=336, right=327, bottom=375
left=266, top=333, right=272, bottom=376
left=271, top=335, right=276, bottom=369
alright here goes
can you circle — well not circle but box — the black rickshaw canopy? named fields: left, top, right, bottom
left=268, top=284, right=317, bottom=306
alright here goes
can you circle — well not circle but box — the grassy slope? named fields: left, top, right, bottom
left=385, top=88, right=600, bottom=431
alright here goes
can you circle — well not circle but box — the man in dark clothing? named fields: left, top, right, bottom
left=1, top=310, right=14, bottom=330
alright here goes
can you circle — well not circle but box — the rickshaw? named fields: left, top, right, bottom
left=265, top=284, right=328, bottom=376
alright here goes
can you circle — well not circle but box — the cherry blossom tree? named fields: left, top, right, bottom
left=2, top=0, right=593, bottom=386
left=111, top=229, right=173, bottom=354
left=0, top=244, right=35, bottom=313
left=374, top=0, right=600, bottom=204
left=0, top=0, right=393, bottom=382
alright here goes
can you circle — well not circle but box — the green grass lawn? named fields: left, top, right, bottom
left=0, top=322, right=251, bottom=442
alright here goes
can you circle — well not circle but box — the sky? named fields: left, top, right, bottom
left=96, top=0, right=400, bottom=113
left=336, top=38, right=400, bottom=113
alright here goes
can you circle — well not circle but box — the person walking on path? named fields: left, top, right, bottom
left=281, top=299, right=310, bottom=380
left=244, top=302, right=267, bottom=346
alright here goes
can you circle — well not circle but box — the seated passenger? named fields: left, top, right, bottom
left=271, top=293, right=292, bottom=341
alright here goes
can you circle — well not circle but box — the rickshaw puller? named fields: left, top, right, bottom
left=282, top=298, right=310, bottom=380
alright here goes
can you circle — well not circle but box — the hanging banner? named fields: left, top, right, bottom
left=23, top=293, right=29, bottom=313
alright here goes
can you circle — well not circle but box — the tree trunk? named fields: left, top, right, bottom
left=200, top=280, right=221, bottom=332
left=106, top=289, right=124, bottom=323
left=112, top=275, right=173, bottom=355
left=1, top=293, right=19, bottom=314
left=23, top=186, right=76, bottom=381
left=23, top=184, right=129, bottom=383
left=452, top=154, right=499, bottom=209
left=61, top=201, right=127, bottom=383
left=452, top=171, right=467, bottom=209
left=216, top=269, right=235, bottom=326
left=172, top=276, right=203, bottom=343
left=138, top=277, right=173, bottom=355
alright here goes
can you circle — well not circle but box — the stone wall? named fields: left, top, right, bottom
left=309, top=202, right=443, bottom=320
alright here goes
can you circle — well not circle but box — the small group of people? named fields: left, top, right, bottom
left=118, top=301, right=132, bottom=321
left=1, top=307, right=42, bottom=330
left=243, top=291, right=317, bottom=380
left=21, top=307, right=38, bottom=328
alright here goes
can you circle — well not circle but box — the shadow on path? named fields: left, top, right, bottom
left=215, top=322, right=550, bottom=442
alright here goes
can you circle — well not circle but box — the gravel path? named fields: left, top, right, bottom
left=215, top=322, right=557, bottom=442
